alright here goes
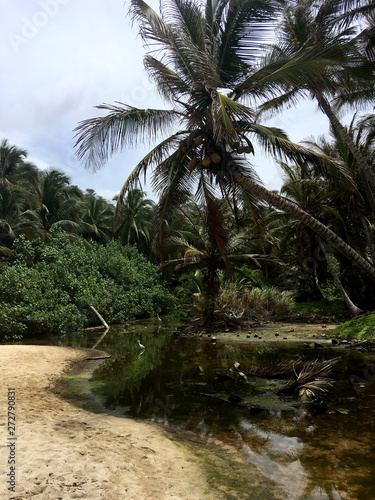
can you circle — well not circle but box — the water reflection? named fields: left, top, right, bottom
left=56, top=322, right=375, bottom=499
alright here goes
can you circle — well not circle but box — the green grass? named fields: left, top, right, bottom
left=333, top=314, right=375, bottom=340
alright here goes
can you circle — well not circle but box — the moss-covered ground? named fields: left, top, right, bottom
left=333, top=313, right=375, bottom=340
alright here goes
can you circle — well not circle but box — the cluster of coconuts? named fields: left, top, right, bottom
left=183, top=135, right=224, bottom=172
left=183, top=134, right=253, bottom=173
left=229, top=141, right=253, bottom=154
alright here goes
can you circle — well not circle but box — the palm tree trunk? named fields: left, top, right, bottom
left=318, top=237, right=362, bottom=316
left=232, top=172, right=375, bottom=282
left=315, top=92, right=375, bottom=216
left=359, top=213, right=375, bottom=264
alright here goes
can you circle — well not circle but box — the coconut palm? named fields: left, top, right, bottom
left=24, top=169, right=83, bottom=238
left=0, top=139, right=38, bottom=188
left=79, top=190, right=114, bottom=243
left=74, top=0, right=375, bottom=282
left=256, top=0, right=375, bottom=211
left=163, top=196, right=274, bottom=322
left=114, top=188, right=155, bottom=257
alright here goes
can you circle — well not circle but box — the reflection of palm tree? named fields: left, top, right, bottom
left=75, top=0, right=375, bottom=282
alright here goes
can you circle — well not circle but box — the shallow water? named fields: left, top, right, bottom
left=55, top=320, right=375, bottom=499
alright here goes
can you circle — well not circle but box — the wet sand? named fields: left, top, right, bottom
left=0, top=345, right=213, bottom=499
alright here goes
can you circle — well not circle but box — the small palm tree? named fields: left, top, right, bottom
left=74, top=0, right=375, bottom=282
left=163, top=197, right=275, bottom=322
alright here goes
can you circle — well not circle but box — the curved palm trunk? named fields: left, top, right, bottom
left=233, top=172, right=375, bottom=282
left=318, top=237, right=362, bottom=316
left=315, top=92, right=375, bottom=216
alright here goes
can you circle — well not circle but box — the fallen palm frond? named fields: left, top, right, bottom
left=278, top=357, right=341, bottom=397
left=244, top=359, right=305, bottom=378
left=298, top=378, right=333, bottom=402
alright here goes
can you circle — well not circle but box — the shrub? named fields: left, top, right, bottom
left=0, top=232, right=176, bottom=339
left=218, top=283, right=294, bottom=320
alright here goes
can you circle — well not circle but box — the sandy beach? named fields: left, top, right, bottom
left=0, top=345, right=213, bottom=500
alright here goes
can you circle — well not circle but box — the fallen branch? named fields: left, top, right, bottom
left=86, top=355, right=111, bottom=360
left=88, top=304, right=109, bottom=329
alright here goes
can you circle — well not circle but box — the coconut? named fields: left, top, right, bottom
left=194, top=135, right=203, bottom=145
left=202, top=156, right=212, bottom=168
left=210, top=153, right=221, bottom=164
left=188, top=158, right=197, bottom=171
left=179, top=141, right=188, bottom=153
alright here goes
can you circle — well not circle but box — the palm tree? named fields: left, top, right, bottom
left=163, top=197, right=272, bottom=322
left=256, top=0, right=375, bottom=212
left=80, top=190, right=114, bottom=243
left=0, top=139, right=38, bottom=188
left=274, top=159, right=362, bottom=314
left=24, top=169, right=83, bottom=238
left=115, top=188, right=155, bottom=257
left=74, top=0, right=375, bottom=282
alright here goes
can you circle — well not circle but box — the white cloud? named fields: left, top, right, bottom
left=0, top=0, right=331, bottom=199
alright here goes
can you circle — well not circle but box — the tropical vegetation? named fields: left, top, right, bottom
left=1, top=0, right=375, bottom=338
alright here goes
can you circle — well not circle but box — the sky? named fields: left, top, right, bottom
left=0, top=0, right=330, bottom=202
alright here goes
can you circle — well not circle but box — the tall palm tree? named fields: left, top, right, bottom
left=256, top=0, right=375, bottom=211
left=74, top=0, right=375, bottom=282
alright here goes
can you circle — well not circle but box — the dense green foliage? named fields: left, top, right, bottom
left=0, top=231, right=176, bottom=339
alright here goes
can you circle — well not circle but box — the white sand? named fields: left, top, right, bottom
left=0, top=346, right=213, bottom=499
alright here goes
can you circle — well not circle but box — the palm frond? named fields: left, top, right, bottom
left=144, top=55, right=191, bottom=102
left=161, top=0, right=205, bottom=50
left=74, top=103, right=180, bottom=170
left=217, top=0, right=281, bottom=85
left=114, top=131, right=188, bottom=222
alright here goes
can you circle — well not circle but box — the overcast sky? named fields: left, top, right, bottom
left=1, top=0, right=330, bottom=201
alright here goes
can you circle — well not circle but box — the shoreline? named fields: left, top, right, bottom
left=0, top=345, right=213, bottom=499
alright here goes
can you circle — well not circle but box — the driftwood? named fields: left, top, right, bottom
left=86, top=355, right=111, bottom=360
left=88, top=304, right=109, bottom=329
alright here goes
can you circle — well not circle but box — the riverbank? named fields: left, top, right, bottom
left=0, top=345, right=213, bottom=500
